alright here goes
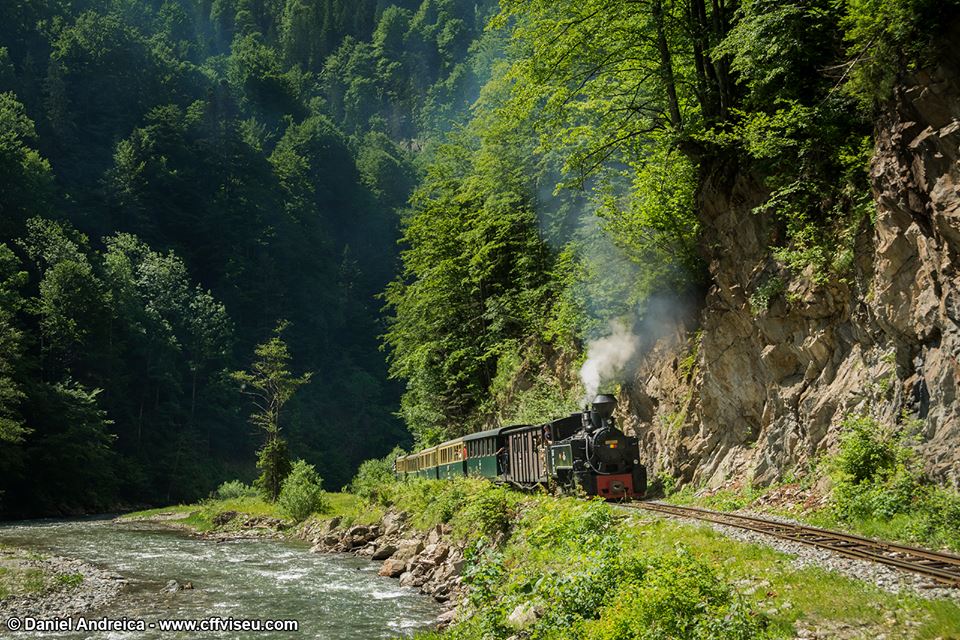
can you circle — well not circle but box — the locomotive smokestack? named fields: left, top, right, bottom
left=592, top=393, right=617, bottom=419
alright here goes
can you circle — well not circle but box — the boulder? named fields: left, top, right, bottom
left=436, top=609, right=456, bottom=628
left=382, top=511, right=406, bottom=536
left=371, top=544, right=397, bottom=560
left=322, top=533, right=341, bottom=547
left=323, top=517, right=342, bottom=533
left=378, top=558, right=407, bottom=578
left=345, top=525, right=369, bottom=538
left=391, top=539, right=424, bottom=561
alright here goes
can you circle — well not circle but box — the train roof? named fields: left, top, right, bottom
left=462, top=426, right=509, bottom=441
left=499, top=423, right=538, bottom=435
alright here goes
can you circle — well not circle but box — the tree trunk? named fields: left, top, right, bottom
left=654, top=0, right=683, bottom=129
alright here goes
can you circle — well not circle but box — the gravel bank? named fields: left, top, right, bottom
left=0, top=547, right=126, bottom=619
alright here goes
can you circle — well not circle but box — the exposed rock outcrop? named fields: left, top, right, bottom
left=626, top=51, right=960, bottom=489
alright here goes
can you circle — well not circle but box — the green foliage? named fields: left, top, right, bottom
left=214, top=479, right=259, bottom=501
left=580, top=552, right=764, bottom=640
left=348, top=447, right=405, bottom=504
left=231, top=322, right=312, bottom=436
left=254, top=437, right=292, bottom=503
left=841, top=0, right=959, bottom=105
left=0, top=0, right=482, bottom=516
left=277, top=459, right=329, bottom=521
left=833, top=414, right=902, bottom=485
left=426, top=486, right=768, bottom=640
left=749, top=276, right=786, bottom=315
left=380, top=477, right=520, bottom=543
left=56, top=573, right=84, bottom=589
left=232, top=323, right=310, bottom=501
left=828, top=413, right=960, bottom=550
left=0, top=244, right=28, bottom=443
left=455, top=484, right=515, bottom=540
left=384, top=121, right=562, bottom=442
left=598, top=146, right=704, bottom=297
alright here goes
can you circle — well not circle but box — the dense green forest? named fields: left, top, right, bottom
left=0, top=0, right=956, bottom=516
left=0, top=0, right=498, bottom=516
left=384, top=0, right=957, bottom=445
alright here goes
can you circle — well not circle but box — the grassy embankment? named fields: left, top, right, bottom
left=119, top=492, right=378, bottom=533
left=384, top=479, right=959, bottom=640
left=123, top=474, right=960, bottom=639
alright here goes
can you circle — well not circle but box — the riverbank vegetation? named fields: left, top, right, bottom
left=115, top=465, right=960, bottom=637
left=665, top=413, right=960, bottom=553
left=349, top=477, right=960, bottom=639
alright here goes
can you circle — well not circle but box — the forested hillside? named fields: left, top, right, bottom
left=0, top=0, right=497, bottom=516
left=3, top=0, right=960, bottom=516
left=383, top=0, right=960, bottom=493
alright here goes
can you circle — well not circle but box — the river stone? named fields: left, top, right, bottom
left=436, top=609, right=456, bottom=627
left=323, top=517, right=342, bottom=533
left=371, top=544, right=397, bottom=560
left=378, top=558, right=407, bottom=578
left=161, top=580, right=186, bottom=593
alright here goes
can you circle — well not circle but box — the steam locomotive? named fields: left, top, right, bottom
left=394, top=394, right=646, bottom=500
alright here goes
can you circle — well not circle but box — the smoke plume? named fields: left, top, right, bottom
left=579, top=319, right=641, bottom=401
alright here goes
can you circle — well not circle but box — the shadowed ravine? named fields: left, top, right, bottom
left=0, top=518, right=442, bottom=639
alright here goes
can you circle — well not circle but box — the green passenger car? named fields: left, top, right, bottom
left=464, top=428, right=504, bottom=479
left=418, top=446, right=439, bottom=479
left=436, top=439, right=466, bottom=479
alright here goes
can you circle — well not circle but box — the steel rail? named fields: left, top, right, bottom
left=625, top=501, right=960, bottom=587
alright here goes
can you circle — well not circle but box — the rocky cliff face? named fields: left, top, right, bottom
left=624, top=59, right=960, bottom=489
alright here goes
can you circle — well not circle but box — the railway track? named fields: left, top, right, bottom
left=625, top=501, right=960, bottom=587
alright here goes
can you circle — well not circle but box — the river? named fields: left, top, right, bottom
left=0, top=518, right=443, bottom=639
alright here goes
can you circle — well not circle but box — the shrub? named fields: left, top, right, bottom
left=833, top=414, right=900, bottom=484
left=828, top=413, right=960, bottom=550
left=581, top=551, right=765, bottom=640
left=454, top=484, right=516, bottom=541
left=214, top=479, right=258, bottom=501
left=348, top=447, right=403, bottom=504
left=277, top=460, right=329, bottom=521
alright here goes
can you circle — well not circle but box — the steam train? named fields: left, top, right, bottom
left=394, top=394, right=647, bottom=500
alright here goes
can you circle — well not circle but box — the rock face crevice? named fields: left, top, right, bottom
left=625, top=56, right=960, bottom=489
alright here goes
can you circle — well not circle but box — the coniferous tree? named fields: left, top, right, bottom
left=231, top=322, right=311, bottom=500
